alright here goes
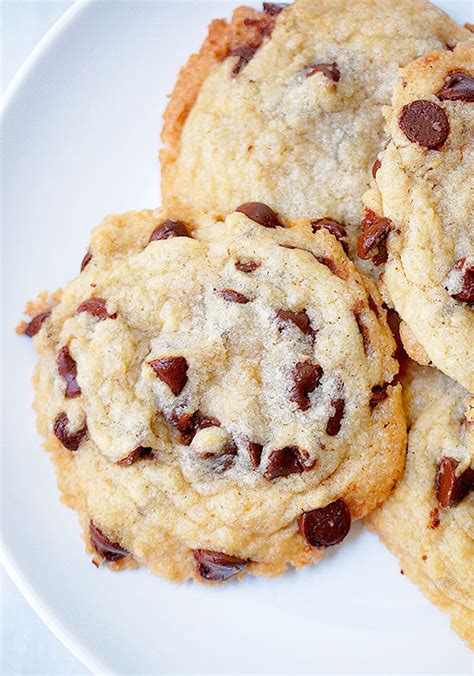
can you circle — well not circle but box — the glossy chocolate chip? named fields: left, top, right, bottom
left=89, top=521, right=130, bottom=561
left=311, top=218, right=348, bottom=253
left=217, top=289, right=250, bottom=304
left=262, top=2, right=288, bottom=15
left=25, top=311, right=51, bottom=337
left=326, top=398, right=345, bottom=436
left=398, top=100, right=449, bottom=149
left=149, top=356, right=188, bottom=396
left=354, top=309, right=370, bottom=354
left=299, top=499, right=351, bottom=548
left=436, top=457, right=474, bottom=508
left=372, top=158, right=382, bottom=178
left=76, top=298, right=117, bottom=320
left=437, top=71, right=474, bottom=102
left=230, top=45, right=257, bottom=76
left=57, top=346, right=81, bottom=398
left=117, top=446, right=154, bottom=466
left=170, top=410, right=221, bottom=445
left=80, top=251, right=92, bottom=272
left=305, top=62, right=340, bottom=82
left=449, top=258, right=474, bottom=304
left=276, top=309, right=313, bottom=336
left=247, top=441, right=263, bottom=468
left=357, top=209, right=392, bottom=266
left=193, top=549, right=247, bottom=582
left=235, top=260, right=260, bottom=273
left=289, top=361, right=323, bottom=410
left=370, top=384, right=388, bottom=408
left=264, top=446, right=313, bottom=480
left=149, top=220, right=189, bottom=242
left=53, top=412, right=87, bottom=451
left=236, top=202, right=281, bottom=228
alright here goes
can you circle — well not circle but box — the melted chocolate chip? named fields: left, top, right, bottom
left=170, top=410, right=220, bottom=445
left=235, top=260, right=260, bottom=273
left=25, top=311, right=51, bottom=337
left=354, top=308, right=370, bottom=354
left=264, top=446, right=313, bottom=480
left=230, top=45, right=257, bottom=76
left=76, top=298, right=117, bottom=320
left=315, top=255, right=340, bottom=275
left=449, top=258, right=474, bottom=304
left=370, top=384, right=388, bottom=408
left=236, top=202, right=281, bottom=228
left=149, top=356, right=188, bottom=395
left=193, top=549, right=247, bottom=581
left=89, top=521, right=130, bottom=561
left=262, top=2, right=288, bottom=15
left=311, top=218, right=348, bottom=253
left=149, top=220, right=189, bottom=242
left=57, top=346, right=81, bottom=398
left=372, top=158, right=382, bottom=178
left=429, top=507, right=440, bottom=529
left=217, top=289, right=250, bottom=304
left=289, top=361, right=323, bottom=410
left=199, top=442, right=237, bottom=473
left=436, top=457, right=474, bottom=508
left=299, top=498, right=351, bottom=548
left=398, top=100, right=449, bottom=149
left=247, top=441, right=263, bottom=468
left=305, top=62, right=340, bottom=82
left=276, top=309, right=313, bottom=336
left=368, top=294, right=380, bottom=317
left=357, top=209, right=392, bottom=266
left=53, top=412, right=87, bottom=451
left=326, top=398, right=345, bottom=436
left=117, top=447, right=154, bottom=466
left=80, top=251, right=92, bottom=272
left=437, top=71, right=474, bottom=102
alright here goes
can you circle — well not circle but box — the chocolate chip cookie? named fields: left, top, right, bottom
left=366, top=363, right=474, bottom=649
left=160, top=0, right=470, bottom=262
left=25, top=205, right=405, bottom=582
left=360, top=42, right=474, bottom=392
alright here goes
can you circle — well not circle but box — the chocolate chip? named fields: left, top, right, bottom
left=235, top=260, right=260, bottom=273
left=437, top=71, right=474, bottom=102
left=80, top=251, right=92, bottom=272
left=368, top=294, right=380, bottom=317
left=299, top=498, right=351, bottom=548
left=429, top=507, right=440, bottom=529
left=247, top=441, right=263, bottom=468
left=236, top=202, right=281, bottom=228
left=230, top=45, right=257, bottom=76
left=193, top=549, right=247, bottom=581
left=372, top=158, right=382, bottom=178
left=354, top=308, right=370, bottom=354
left=311, top=218, right=349, bottom=253
left=276, top=309, right=313, bottom=336
left=170, top=410, right=220, bottom=445
left=314, top=255, right=340, bottom=275
left=357, top=209, right=392, bottom=266
left=89, top=521, right=130, bottom=561
left=149, top=356, right=188, bottom=395
left=264, top=446, right=313, bottom=480
left=449, top=258, right=474, bottom=304
left=53, top=412, right=87, bottom=451
left=217, top=289, right=250, bottom=304
left=25, top=311, right=51, bottom=337
left=326, top=398, right=345, bottom=435
left=198, top=442, right=238, bottom=473
left=262, top=2, right=288, bottom=15
left=57, top=346, right=81, bottom=398
left=370, top=384, right=388, bottom=408
left=398, top=100, right=449, bottom=149
left=305, top=62, right=340, bottom=82
left=76, top=298, right=117, bottom=320
left=117, top=447, right=154, bottom=466
left=289, top=361, right=323, bottom=410
left=149, top=220, right=189, bottom=242
left=436, top=457, right=474, bottom=508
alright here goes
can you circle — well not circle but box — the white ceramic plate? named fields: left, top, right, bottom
left=2, top=1, right=473, bottom=673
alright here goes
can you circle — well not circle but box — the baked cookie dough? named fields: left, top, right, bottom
left=160, top=0, right=470, bottom=260
left=366, top=363, right=474, bottom=649
left=23, top=205, right=405, bottom=582
left=360, top=42, right=474, bottom=392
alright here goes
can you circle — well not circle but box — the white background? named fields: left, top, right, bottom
left=1, top=5, right=85, bottom=675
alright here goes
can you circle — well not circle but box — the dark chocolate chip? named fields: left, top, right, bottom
left=76, top=298, right=117, bottom=320
left=193, top=549, right=247, bottom=581
left=57, top=346, right=81, bottom=398
left=80, top=251, right=92, bottom=272
left=262, top=2, right=288, bottom=15
left=170, top=410, right=221, bottom=445
left=369, top=384, right=388, bottom=408
left=276, top=309, right=313, bottom=336
left=235, top=260, right=260, bottom=273
left=326, top=398, right=345, bottom=436
left=436, top=457, right=474, bottom=508
left=149, top=356, right=188, bottom=395
left=357, top=209, right=392, bottom=265
left=372, top=158, right=382, bottom=178
left=89, top=521, right=130, bottom=561
left=305, top=62, right=340, bottom=82
left=311, top=218, right=348, bottom=253
left=354, top=308, right=370, bottom=354
left=247, top=441, right=263, bottom=468
left=289, top=361, right=323, bottom=410
left=368, top=294, right=380, bottom=317
left=398, top=100, right=449, bottom=149
left=149, top=220, right=189, bottom=242
left=230, top=45, right=257, bottom=76
left=236, top=202, right=281, bottom=228
left=449, top=258, right=474, bottom=305
left=264, top=446, right=313, bottom=480
left=299, top=498, right=351, bottom=548
left=25, top=311, right=51, bottom=337
left=117, top=447, right=154, bottom=466
left=217, top=289, right=250, bottom=304
left=53, top=412, right=87, bottom=451
left=437, top=71, right=474, bottom=102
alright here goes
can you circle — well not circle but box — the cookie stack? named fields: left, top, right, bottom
left=20, top=0, right=473, bottom=648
